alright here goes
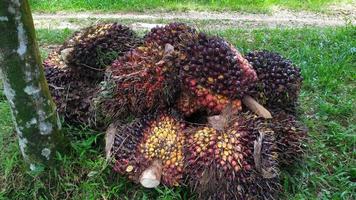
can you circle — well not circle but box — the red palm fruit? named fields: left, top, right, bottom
left=63, top=23, right=142, bottom=81
left=245, top=50, right=303, bottom=112
left=175, top=35, right=257, bottom=117
left=185, top=112, right=280, bottom=200
left=144, top=22, right=197, bottom=48
left=43, top=23, right=141, bottom=128
left=240, top=113, right=281, bottom=200
left=43, top=50, right=98, bottom=127
left=94, top=43, right=181, bottom=123
left=112, top=112, right=186, bottom=186
left=180, top=35, right=257, bottom=100
left=176, top=84, right=242, bottom=117
left=270, top=110, right=308, bottom=167
left=176, top=92, right=201, bottom=116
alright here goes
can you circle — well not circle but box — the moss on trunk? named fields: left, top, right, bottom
left=0, top=0, right=68, bottom=171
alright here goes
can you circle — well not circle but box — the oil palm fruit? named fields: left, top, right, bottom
left=185, top=112, right=280, bottom=200
left=64, top=23, right=142, bottom=81
left=245, top=50, right=303, bottom=112
left=181, top=34, right=257, bottom=98
left=243, top=113, right=281, bottom=200
left=145, top=23, right=258, bottom=117
left=112, top=112, right=186, bottom=186
left=143, top=22, right=198, bottom=77
left=94, top=43, right=181, bottom=123
left=144, top=22, right=197, bottom=48
left=43, top=50, right=97, bottom=126
left=176, top=87, right=242, bottom=116
left=271, top=110, right=307, bottom=167
left=176, top=34, right=257, bottom=116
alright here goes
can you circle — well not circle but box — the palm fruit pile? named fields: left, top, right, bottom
left=43, top=22, right=307, bottom=199
left=185, top=112, right=280, bottom=200
left=112, top=112, right=186, bottom=186
left=94, top=43, right=181, bottom=123
left=245, top=50, right=303, bottom=111
left=177, top=34, right=257, bottom=116
left=43, top=51, right=97, bottom=125
left=63, top=23, right=142, bottom=81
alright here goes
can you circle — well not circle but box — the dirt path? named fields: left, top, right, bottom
left=33, top=9, right=355, bottom=30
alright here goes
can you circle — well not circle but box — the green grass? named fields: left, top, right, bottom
left=29, top=0, right=354, bottom=13
left=1, top=26, right=356, bottom=199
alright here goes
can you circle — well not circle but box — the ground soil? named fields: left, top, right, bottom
left=33, top=8, right=355, bottom=31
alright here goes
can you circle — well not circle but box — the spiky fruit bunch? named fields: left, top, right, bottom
left=271, top=110, right=307, bottom=167
left=175, top=92, right=201, bottom=116
left=111, top=118, right=148, bottom=174
left=245, top=50, right=303, bottom=111
left=175, top=35, right=256, bottom=116
left=242, top=114, right=280, bottom=200
left=64, top=23, right=142, bottom=81
left=95, top=43, right=181, bottom=122
left=176, top=85, right=242, bottom=116
left=144, top=22, right=197, bottom=48
left=186, top=126, right=252, bottom=173
left=43, top=51, right=97, bottom=125
left=185, top=112, right=280, bottom=200
left=181, top=34, right=257, bottom=99
left=113, top=113, right=186, bottom=186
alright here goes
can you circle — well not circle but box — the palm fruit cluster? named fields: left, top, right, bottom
left=245, top=50, right=303, bottom=111
left=43, top=51, right=97, bottom=125
left=185, top=112, right=280, bottom=200
left=113, top=113, right=186, bottom=186
left=176, top=84, right=243, bottom=116
left=95, top=43, right=181, bottom=123
left=242, top=114, right=281, bottom=200
left=144, top=23, right=257, bottom=117
left=181, top=34, right=257, bottom=98
left=144, top=22, right=197, bottom=48
left=176, top=34, right=257, bottom=116
left=271, top=110, right=307, bottom=167
left=43, top=23, right=142, bottom=127
left=64, top=23, right=142, bottom=81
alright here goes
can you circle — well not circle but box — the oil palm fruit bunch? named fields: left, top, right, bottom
left=177, top=34, right=257, bottom=116
left=176, top=87, right=243, bottom=117
left=64, top=23, right=142, bottom=81
left=44, top=50, right=97, bottom=125
left=144, top=22, right=197, bottom=48
left=94, top=43, right=181, bottom=123
left=112, top=112, right=186, bottom=187
left=271, top=110, right=307, bottom=167
left=143, top=22, right=198, bottom=72
left=245, top=50, right=303, bottom=111
left=242, top=113, right=281, bottom=200
left=185, top=112, right=280, bottom=200
left=182, top=34, right=257, bottom=99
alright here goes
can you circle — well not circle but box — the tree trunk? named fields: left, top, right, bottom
left=0, top=0, right=68, bottom=170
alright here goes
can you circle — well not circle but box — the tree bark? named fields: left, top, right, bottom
left=0, top=0, right=67, bottom=170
